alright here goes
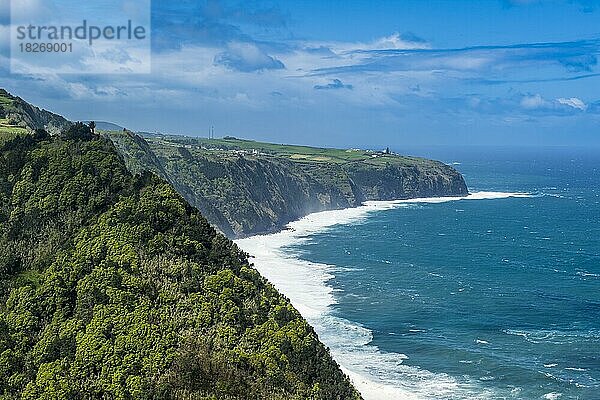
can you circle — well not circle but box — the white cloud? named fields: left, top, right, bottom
left=557, top=97, right=587, bottom=110
left=518, top=94, right=588, bottom=114
left=214, top=41, right=284, bottom=72
left=2, top=26, right=594, bottom=127
left=310, top=32, right=429, bottom=56
left=367, top=32, right=430, bottom=50
left=520, top=94, right=549, bottom=109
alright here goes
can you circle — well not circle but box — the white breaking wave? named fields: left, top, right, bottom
left=543, top=392, right=562, bottom=400
left=362, top=191, right=531, bottom=207
left=236, top=191, right=529, bottom=399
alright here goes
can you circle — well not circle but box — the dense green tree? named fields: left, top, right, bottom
left=63, top=122, right=95, bottom=141
left=0, top=131, right=361, bottom=399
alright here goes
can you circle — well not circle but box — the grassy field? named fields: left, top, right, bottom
left=0, top=89, right=14, bottom=104
left=0, top=118, right=28, bottom=145
left=134, top=133, right=437, bottom=168
left=0, top=91, right=24, bottom=141
left=0, top=88, right=29, bottom=145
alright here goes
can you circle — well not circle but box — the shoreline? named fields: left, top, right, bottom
left=233, top=191, right=533, bottom=239
left=231, top=192, right=472, bottom=240
left=235, top=191, right=531, bottom=399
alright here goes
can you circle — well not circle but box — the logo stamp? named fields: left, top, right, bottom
left=10, top=0, right=151, bottom=74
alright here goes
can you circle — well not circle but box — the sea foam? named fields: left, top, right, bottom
left=236, top=191, right=528, bottom=399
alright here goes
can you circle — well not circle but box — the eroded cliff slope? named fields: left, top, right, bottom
left=109, top=132, right=468, bottom=237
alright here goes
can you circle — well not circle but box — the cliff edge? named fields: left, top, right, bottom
left=108, top=132, right=468, bottom=238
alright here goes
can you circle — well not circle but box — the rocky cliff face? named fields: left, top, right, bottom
left=108, top=132, right=468, bottom=238
left=168, top=156, right=356, bottom=237
left=345, top=162, right=468, bottom=200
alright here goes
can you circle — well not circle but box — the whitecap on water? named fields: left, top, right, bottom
left=504, top=328, right=600, bottom=345
left=236, top=192, right=528, bottom=399
left=543, top=392, right=562, bottom=400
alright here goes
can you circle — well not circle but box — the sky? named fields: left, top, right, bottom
left=1, top=0, right=600, bottom=148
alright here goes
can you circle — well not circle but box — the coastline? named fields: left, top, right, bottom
left=235, top=191, right=531, bottom=399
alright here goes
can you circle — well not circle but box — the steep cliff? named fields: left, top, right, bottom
left=0, top=90, right=361, bottom=400
left=108, top=133, right=468, bottom=238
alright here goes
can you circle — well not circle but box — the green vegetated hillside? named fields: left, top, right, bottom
left=0, top=92, right=361, bottom=399
left=107, top=132, right=468, bottom=238
left=0, top=90, right=70, bottom=138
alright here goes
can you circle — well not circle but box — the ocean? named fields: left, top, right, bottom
left=236, top=147, right=600, bottom=400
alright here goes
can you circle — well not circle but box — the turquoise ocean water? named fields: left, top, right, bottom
left=239, top=147, right=600, bottom=399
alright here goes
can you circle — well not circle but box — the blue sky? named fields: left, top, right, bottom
left=1, top=0, right=600, bottom=148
